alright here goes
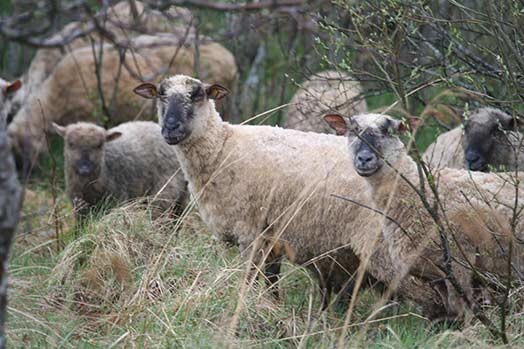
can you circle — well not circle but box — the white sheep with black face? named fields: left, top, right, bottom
left=326, top=112, right=524, bottom=320
left=133, top=74, right=394, bottom=305
left=423, top=108, right=524, bottom=172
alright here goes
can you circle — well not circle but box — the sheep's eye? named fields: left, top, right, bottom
left=157, top=86, right=168, bottom=101
left=349, top=125, right=360, bottom=134
left=191, top=86, right=205, bottom=101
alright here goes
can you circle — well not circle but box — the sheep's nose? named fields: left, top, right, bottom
left=465, top=151, right=480, bottom=163
left=165, top=117, right=178, bottom=128
left=357, top=153, right=375, bottom=164
left=76, top=161, right=93, bottom=176
left=465, top=150, right=486, bottom=171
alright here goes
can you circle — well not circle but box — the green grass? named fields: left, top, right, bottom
left=7, top=185, right=524, bottom=348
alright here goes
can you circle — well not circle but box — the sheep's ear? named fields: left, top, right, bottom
left=323, top=114, right=348, bottom=136
left=51, top=122, right=66, bottom=137
left=398, top=117, right=423, bottom=133
left=133, top=83, right=157, bottom=99
left=106, top=131, right=122, bottom=142
left=4, top=79, right=22, bottom=96
left=205, top=84, right=230, bottom=100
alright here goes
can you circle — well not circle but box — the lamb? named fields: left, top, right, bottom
left=283, top=70, right=367, bottom=134
left=0, top=79, right=21, bottom=129
left=132, top=74, right=438, bottom=306
left=2, top=1, right=194, bottom=123
left=423, top=107, right=524, bottom=171
left=326, top=112, right=524, bottom=319
left=8, top=34, right=237, bottom=166
left=51, top=121, right=188, bottom=221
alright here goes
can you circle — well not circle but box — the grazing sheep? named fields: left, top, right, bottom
left=283, top=70, right=367, bottom=134
left=2, top=1, right=194, bottom=123
left=52, top=121, right=188, bottom=220
left=327, top=112, right=524, bottom=319
left=423, top=108, right=524, bottom=171
left=132, top=75, right=431, bottom=306
left=8, top=34, right=237, bottom=166
left=0, top=79, right=21, bottom=129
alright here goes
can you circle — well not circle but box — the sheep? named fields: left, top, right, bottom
left=283, top=70, right=367, bottom=134
left=8, top=34, right=237, bottom=166
left=2, top=1, right=194, bottom=123
left=51, top=121, right=188, bottom=221
left=0, top=79, right=21, bottom=129
left=423, top=107, right=524, bottom=171
left=131, top=74, right=440, bottom=306
left=326, top=112, right=524, bottom=319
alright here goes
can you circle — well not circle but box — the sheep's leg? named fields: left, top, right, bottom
left=239, top=233, right=284, bottom=300
left=264, top=251, right=283, bottom=299
left=310, top=261, right=332, bottom=309
left=239, top=236, right=266, bottom=283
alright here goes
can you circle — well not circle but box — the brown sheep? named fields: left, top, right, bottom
left=283, top=70, right=367, bottom=134
left=2, top=1, right=194, bottom=123
left=327, top=112, right=524, bottom=320
left=8, top=34, right=237, bottom=166
left=52, top=121, right=188, bottom=221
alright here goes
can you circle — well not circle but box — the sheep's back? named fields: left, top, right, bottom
left=103, top=121, right=184, bottom=202
left=283, top=71, right=367, bottom=134
left=7, top=34, right=238, bottom=162
left=423, top=127, right=464, bottom=170
left=200, top=124, right=376, bottom=264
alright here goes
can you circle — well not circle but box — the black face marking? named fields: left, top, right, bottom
left=353, top=129, right=383, bottom=176
left=160, top=93, right=194, bottom=145
left=190, top=85, right=205, bottom=102
left=158, top=84, right=167, bottom=97
left=75, top=155, right=95, bottom=176
left=463, top=120, right=496, bottom=172
left=6, top=110, right=15, bottom=125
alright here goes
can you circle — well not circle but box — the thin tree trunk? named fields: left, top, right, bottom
left=0, top=125, right=21, bottom=349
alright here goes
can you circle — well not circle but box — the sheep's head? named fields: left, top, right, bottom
left=462, top=108, right=522, bottom=172
left=325, top=113, right=418, bottom=177
left=52, top=122, right=121, bottom=178
left=133, top=75, right=229, bottom=145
